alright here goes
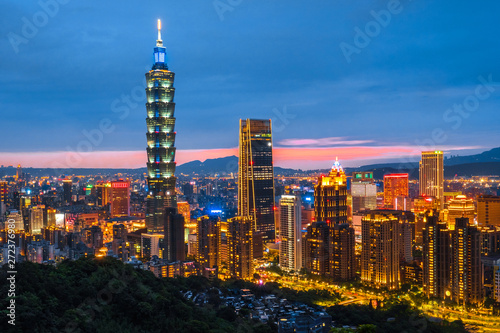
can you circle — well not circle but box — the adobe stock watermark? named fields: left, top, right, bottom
left=415, top=74, right=496, bottom=151
left=225, top=105, right=295, bottom=174
left=7, top=0, right=71, bottom=54
left=396, top=74, right=496, bottom=171
left=6, top=218, right=18, bottom=326
left=64, top=266, right=158, bottom=332
left=339, top=0, right=413, bottom=64
left=49, top=69, right=148, bottom=175
left=213, top=0, right=243, bottom=21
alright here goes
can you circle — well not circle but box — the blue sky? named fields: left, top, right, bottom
left=1, top=1, right=499, bottom=168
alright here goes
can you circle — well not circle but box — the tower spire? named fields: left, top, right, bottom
left=156, top=19, right=163, bottom=47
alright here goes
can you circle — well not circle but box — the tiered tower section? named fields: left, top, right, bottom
left=145, top=20, right=177, bottom=233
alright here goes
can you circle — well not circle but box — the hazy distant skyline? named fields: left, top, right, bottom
left=1, top=1, right=499, bottom=169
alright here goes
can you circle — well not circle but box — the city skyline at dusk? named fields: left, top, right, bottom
left=1, top=1, right=500, bottom=170
left=2, top=2, right=500, bottom=332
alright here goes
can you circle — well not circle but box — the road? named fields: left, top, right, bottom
left=259, top=271, right=500, bottom=332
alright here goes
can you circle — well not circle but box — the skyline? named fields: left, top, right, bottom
left=1, top=1, right=500, bottom=169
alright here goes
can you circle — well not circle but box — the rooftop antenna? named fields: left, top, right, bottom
left=156, top=19, right=163, bottom=47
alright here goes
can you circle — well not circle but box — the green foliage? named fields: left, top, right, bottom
left=326, top=299, right=469, bottom=333
left=0, top=258, right=252, bottom=333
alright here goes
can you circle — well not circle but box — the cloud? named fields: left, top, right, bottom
left=0, top=145, right=485, bottom=171
left=278, top=137, right=375, bottom=146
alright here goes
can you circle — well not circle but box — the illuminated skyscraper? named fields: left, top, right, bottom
left=95, top=182, right=111, bottom=207
left=478, top=195, right=500, bottom=227
left=361, top=212, right=400, bottom=290
left=330, top=223, right=356, bottom=281
left=227, top=216, right=254, bottom=279
left=419, top=151, right=444, bottom=209
left=0, top=181, right=7, bottom=216
left=314, top=158, right=348, bottom=225
left=279, top=195, right=302, bottom=271
left=196, top=215, right=220, bottom=275
left=110, top=180, right=130, bottom=217
left=447, top=195, right=475, bottom=229
left=29, top=205, right=45, bottom=235
left=304, top=221, right=330, bottom=276
left=423, top=214, right=451, bottom=299
left=16, top=164, right=22, bottom=180
left=452, top=217, right=483, bottom=305
left=351, top=172, right=376, bottom=213
left=238, top=119, right=275, bottom=241
left=164, top=207, right=185, bottom=262
left=63, top=179, right=72, bottom=204
left=384, top=173, right=409, bottom=209
left=145, top=20, right=178, bottom=233
left=0, top=181, right=7, bottom=203
left=177, top=201, right=190, bottom=225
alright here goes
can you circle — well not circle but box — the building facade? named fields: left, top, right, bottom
left=145, top=20, right=178, bottom=233
left=279, top=195, right=302, bottom=271
left=478, top=195, right=500, bottom=227
left=361, top=212, right=400, bottom=290
left=238, top=119, right=275, bottom=242
left=423, top=214, right=452, bottom=299
left=419, top=151, right=444, bottom=209
left=351, top=172, right=377, bottom=213
left=110, top=180, right=130, bottom=217
left=383, top=173, right=409, bottom=210
left=314, top=158, right=348, bottom=225
left=227, top=216, right=254, bottom=279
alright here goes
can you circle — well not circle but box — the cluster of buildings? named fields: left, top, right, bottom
left=277, top=151, right=500, bottom=307
left=1, top=20, right=500, bottom=313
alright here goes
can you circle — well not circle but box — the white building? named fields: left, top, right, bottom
left=279, top=195, right=302, bottom=271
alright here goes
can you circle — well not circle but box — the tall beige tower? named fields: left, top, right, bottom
left=419, top=151, right=444, bottom=209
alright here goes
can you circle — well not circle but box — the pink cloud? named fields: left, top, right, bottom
left=0, top=144, right=483, bottom=170
left=278, top=137, right=374, bottom=146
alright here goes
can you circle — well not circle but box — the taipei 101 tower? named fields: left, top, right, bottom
left=145, top=20, right=177, bottom=233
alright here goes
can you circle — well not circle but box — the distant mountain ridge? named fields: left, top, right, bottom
left=1, top=147, right=499, bottom=178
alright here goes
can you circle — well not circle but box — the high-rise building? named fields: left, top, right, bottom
left=419, top=151, right=444, bottom=209
left=279, top=195, right=302, bottom=271
left=164, top=207, right=185, bottom=262
left=196, top=215, right=220, bottom=275
left=110, top=180, right=130, bottom=217
left=361, top=212, right=400, bottom=290
left=423, top=214, right=452, bottom=299
left=478, top=225, right=500, bottom=255
left=177, top=201, right=190, bottom=225
left=95, top=182, right=111, bottom=207
left=227, top=216, right=254, bottom=279
left=145, top=20, right=178, bottom=233
left=478, top=195, right=500, bottom=227
left=63, top=179, right=72, bottom=204
left=0, top=181, right=7, bottom=203
left=7, top=211, right=24, bottom=231
left=177, top=201, right=191, bottom=242
left=238, top=119, right=275, bottom=241
left=452, top=217, right=483, bottom=305
left=495, top=266, right=500, bottom=303
left=0, top=181, right=7, bottom=216
left=384, top=173, right=409, bottom=209
left=29, top=205, right=45, bottom=235
left=141, top=233, right=164, bottom=260
left=330, top=223, right=356, bottom=281
left=16, top=164, right=22, bottom=180
left=314, top=158, right=348, bottom=226
left=45, top=208, right=56, bottom=228
left=304, top=221, right=330, bottom=276
left=447, top=195, right=475, bottom=229
left=351, top=172, right=376, bottom=213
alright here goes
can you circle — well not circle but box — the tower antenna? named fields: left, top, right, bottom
left=157, top=19, right=163, bottom=46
